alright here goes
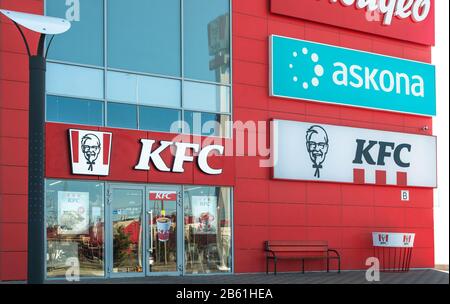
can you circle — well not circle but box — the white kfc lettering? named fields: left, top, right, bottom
left=135, top=139, right=224, bottom=175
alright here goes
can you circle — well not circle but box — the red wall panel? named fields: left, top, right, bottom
left=232, top=0, right=435, bottom=274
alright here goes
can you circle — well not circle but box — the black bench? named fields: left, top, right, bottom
left=264, top=240, right=341, bottom=275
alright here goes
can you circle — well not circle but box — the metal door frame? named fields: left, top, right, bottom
left=145, top=184, right=183, bottom=276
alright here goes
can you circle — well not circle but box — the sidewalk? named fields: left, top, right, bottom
left=45, top=269, right=448, bottom=284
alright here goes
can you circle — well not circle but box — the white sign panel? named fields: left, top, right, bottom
left=192, top=196, right=218, bottom=235
left=372, top=232, right=415, bottom=248
left=57, top=191, right=89, bottom=235
left=272, top=120, right=437, bottom=188
left=69, top=129, right=112, bottom=176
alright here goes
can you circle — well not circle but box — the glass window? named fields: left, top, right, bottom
left=107, top=102, right=137, bottom=129
left=139, top=106, right=181, bottom=133
left=47, top=63, right=104, bottom=100
left=184, top=111, right=230, bottom=137
left=46, top=95, right=104, bottom=126
left=106, top=71, right=138, bottom=104
left=46, top=0, right=104, bottom=66
left=138, top=76, right=181, bottom=108
left=45, top=179, right=105, bottom=278
left=107, top=0, right=181, bottom=76
left=184, top=81, right=230, bottom=112
left=184, top=0, right=230, bottom=84
left=106, top=72, right=181, bottom=108
left=183, top=186, right=232, bottom=274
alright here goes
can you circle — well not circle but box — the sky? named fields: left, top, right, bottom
left=432, top=0, right=449, bottom=265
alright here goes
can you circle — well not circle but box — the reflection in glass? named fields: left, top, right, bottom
left=184, top=0, right=230, bottom=83
left=107, top=71, right=181, bottom=108
left=184, top=81, right=230, bottom=113
left=45, top=179, right=105, bottom=278
left=46, top=0, right=104, bottom=66
left=46, top=63, right=104, bottom=100
left=106, top=71, right=138, bottom=103
left=148, top=191, right=178, bottom=273
left=107, top=102, right=137, bottom=129
left=184, top=111, right=231, bottom=137
left=184, top=186, right=232, bottom=274
left=139, top=106, right=181, bottom=133
left=46, top=95, right=104, bottom=126
left=111, top=189, right=143, bottom=273
left=108, top=0, right=181, bottom=76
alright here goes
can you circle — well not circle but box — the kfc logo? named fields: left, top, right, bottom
left=69, top=129, right=112, bottom=176
left=378, top=234, right=389, bottom=245
left=306, top=125, right=329, bottom=178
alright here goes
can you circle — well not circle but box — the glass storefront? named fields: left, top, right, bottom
left=45, top=180, right=233, bottom=279
left=45, top=180, right=105, bottom=278
left=45, top=0, right=231, bottom=136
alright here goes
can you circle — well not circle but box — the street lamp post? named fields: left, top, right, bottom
left=0, top=9, right=71, bottom=284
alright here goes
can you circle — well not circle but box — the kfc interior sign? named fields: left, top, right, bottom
left=270, top=0, right=435, bottom=45
left=329, top=0, right=431, bottom=25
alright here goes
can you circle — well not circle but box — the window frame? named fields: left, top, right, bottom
left=44, top=0, right=233, bottom=138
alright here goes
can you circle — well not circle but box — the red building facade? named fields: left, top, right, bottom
left=0, top=0, right=436, bottom=281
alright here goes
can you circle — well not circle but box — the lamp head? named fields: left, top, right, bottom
left=0, top=9, right=70, bottom=35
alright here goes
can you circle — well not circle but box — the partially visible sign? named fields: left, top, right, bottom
left=270, top=0, right=435, bottom=45
left=57, top=191, right=89, bottom=235
left=272, top=119, right=437, bottom=188
left=270, top=35, right=436, bottom=116
left=192, top=196, right=218, bottom=235
left=372, top=232, right=415, bottom=248
left=150, top=191, right=177, bottom=201
left=69, top=129, right=112, bottom=176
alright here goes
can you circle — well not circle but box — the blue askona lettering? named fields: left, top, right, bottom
left=332, top=62, right=424, bottom=97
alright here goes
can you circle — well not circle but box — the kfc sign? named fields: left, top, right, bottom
left=68, top=130, right=224, bottom=177
left=149, top=191, right=177, bottom=201
left=69, top=129, right=112, bottom=176
left=270, top=0, right=435, bottom=45
left=135, top=139, right=224, bottom=175
left=372, top=232, right=415, bottom=247
left=272, top=119, right=437, bottom=188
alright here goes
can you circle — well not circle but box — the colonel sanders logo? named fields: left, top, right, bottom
left=305, top=125, right=329, bottom=178
left=69, top=129, right=112, bottom=176
left=81, top=134, right=101, bottom=171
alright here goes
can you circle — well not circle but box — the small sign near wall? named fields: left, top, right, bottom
left=401, top=190, right=410, bottom=201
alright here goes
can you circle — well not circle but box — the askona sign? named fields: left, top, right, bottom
left=270, top=35, right=436, bottom=116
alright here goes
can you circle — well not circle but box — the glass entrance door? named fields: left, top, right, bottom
left=108, top=185, right=145, bottom=277
left=146, top=185, right=182, bottom=275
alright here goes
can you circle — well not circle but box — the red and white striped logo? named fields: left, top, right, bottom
left=69, top=129, right=112, bottom=176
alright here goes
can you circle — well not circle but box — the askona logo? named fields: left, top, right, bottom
left=290, top=48, right=325, bottom=90
left=69, top=129, right=112, bottom=176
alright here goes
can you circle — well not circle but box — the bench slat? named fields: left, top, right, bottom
left=267, top=240, right=328, bottom=246
left=269, top=246, right=328, bottom=252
